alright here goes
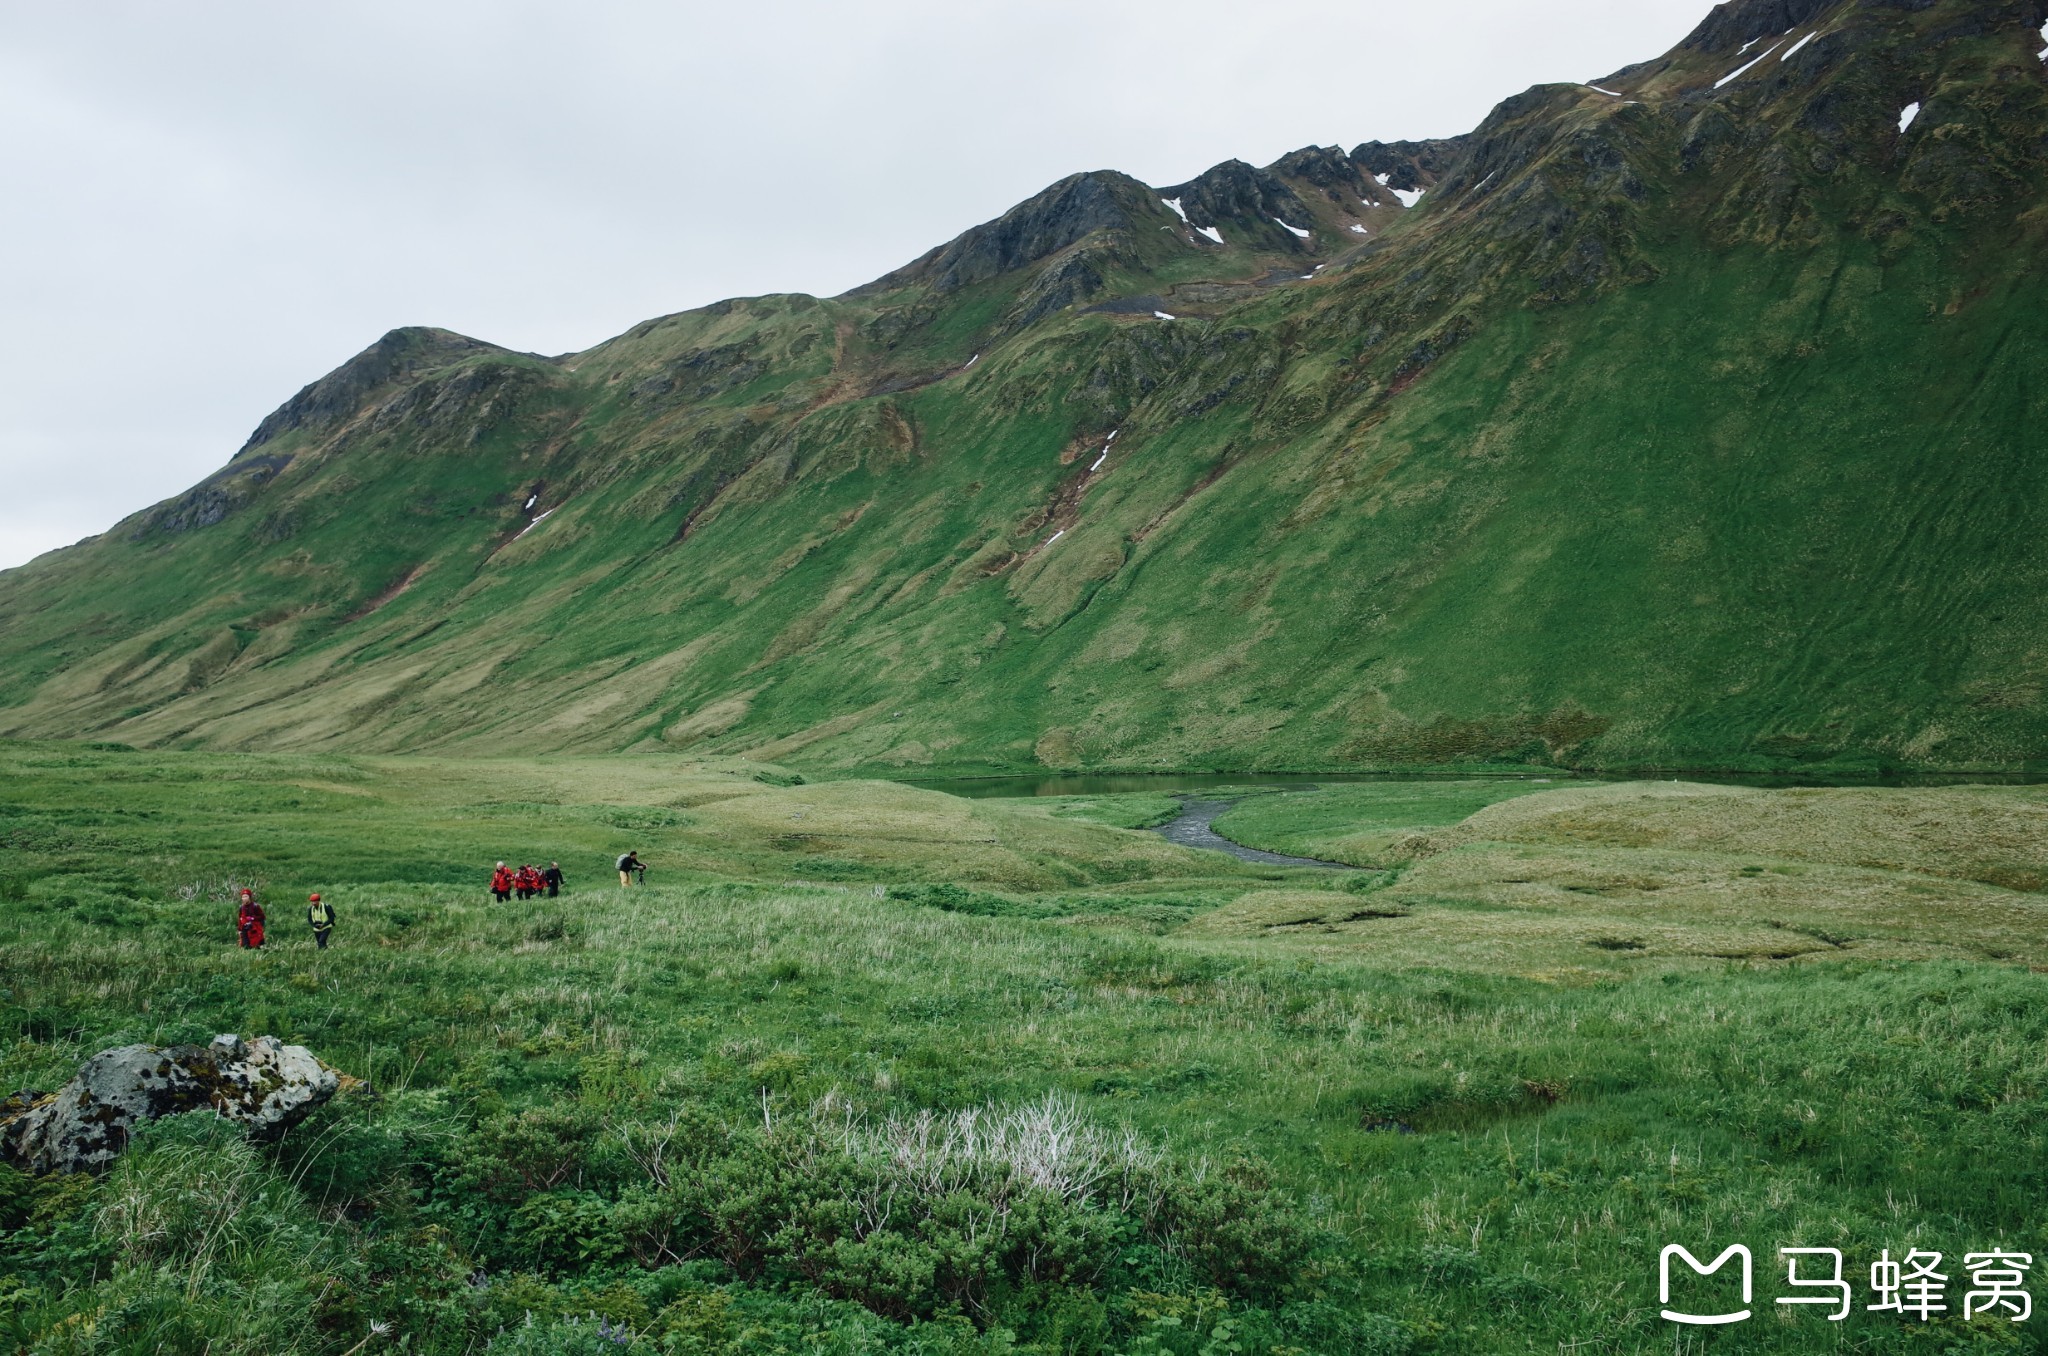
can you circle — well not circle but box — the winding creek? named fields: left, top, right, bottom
left=911, top=771, right=1487, bottom=868
left=1146, top=798, right=1354, bottom=868
left=912, top=767, right=2048, bottom=870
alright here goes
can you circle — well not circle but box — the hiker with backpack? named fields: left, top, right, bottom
left=617, top=851, right=644, bottom=887
left=307, top=893, right=335, bottom=949
left=236, top=888, right=266, bottom=950
left=490, top=862, right=513, bottom=902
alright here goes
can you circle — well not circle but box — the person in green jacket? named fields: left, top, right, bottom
left=307, top=892, right=335, bottom=950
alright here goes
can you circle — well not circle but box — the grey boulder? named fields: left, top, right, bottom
left=0, top=1034, right=341, bottom=1175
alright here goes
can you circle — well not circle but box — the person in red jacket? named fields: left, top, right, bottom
left=515, top=865, right=539, bottom=900
left=490, top=862, right=514, bottom=902
left=236, top=888, right=266, bottom=949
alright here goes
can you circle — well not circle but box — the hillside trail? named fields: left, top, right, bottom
left=1149, top=797, right=1354, bottom=869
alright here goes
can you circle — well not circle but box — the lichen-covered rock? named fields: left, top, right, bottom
left=0, top=1034, right=340, bottom=1175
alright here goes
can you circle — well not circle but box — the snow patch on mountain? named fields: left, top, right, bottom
left=1273, top=218, right=1311, bottom=239
left=1779, top=31, right=1816, bottom=60
left=1715, top=41, right=1782, bottom=88
left=1161, top=197, right=1188, bottom=222
left=1391, top=188, right=1425, bottom=209
left=1194, top=225, right=1224, bottom=245
left=1897, top=102, right=1920, bottom=133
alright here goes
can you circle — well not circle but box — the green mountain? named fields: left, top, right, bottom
left=6, top=0, right=2048, bottom=775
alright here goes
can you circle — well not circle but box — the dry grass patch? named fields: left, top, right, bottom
left=1417, top=781, right=2048, bottom=891
left=1207, top=782, right=2048, bottom=976
left=1182, top=890, right=1407, bottom=937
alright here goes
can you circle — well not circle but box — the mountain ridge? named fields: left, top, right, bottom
left=5, top=0, right=2047, bottom=775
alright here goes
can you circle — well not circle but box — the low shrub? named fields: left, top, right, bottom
left=886, top=882, right=1055, bottom=918
left=591, top=1094, right=1317, bottom=1326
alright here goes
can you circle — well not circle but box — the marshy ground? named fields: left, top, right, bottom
left=3, top=743, right=2044, bottom=1353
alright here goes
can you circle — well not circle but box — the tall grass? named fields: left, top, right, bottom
left=6, top=754, right=2048, bottom=1350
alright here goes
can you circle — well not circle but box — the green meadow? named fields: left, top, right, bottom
left=5, top=744, right=2048, bottom=1353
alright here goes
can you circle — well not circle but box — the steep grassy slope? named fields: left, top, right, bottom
left=4, top=0, right=2047, bottom=774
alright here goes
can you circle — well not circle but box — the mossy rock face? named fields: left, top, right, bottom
left=0, top=1034, right=340, bottom=1175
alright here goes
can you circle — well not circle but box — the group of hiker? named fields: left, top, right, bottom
left=491, top=861, right=565, bottom=901
left=488, top=852, right=644, bottom=899
left=233, top=851, right=650, bottom=951
left=233, top=887, right=332, bottom=951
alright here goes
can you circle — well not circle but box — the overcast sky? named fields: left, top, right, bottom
left=0, top=0, right=1710, bottom=570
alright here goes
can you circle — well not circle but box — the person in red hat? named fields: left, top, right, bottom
left=236, top=887, right=266, bottom=950
left=307, top=893, right=335, bottom=949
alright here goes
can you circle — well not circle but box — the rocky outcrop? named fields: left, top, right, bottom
left=0, top=1035, right=341, bottom=1175
left=237, top=326, right=507, bottom=455
left=858, top=171, right=1153, bottom=295
left=1347, top=137, right=1466, bottom=192
left=1270, top=144, right=1375, bottom=195
left=1680, top=0, right=1841, bottom=52
left=1159, top=159, right=1321, bottom=251
left=132, top=453, right=293, bottom=539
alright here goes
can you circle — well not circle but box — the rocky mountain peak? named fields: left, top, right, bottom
left=1347, top=138, right=1465, bottom=193
left=1158, top=158, right=1322, bottom=248
left=1270, top=144, right=1371, bottom=193
left=853, top=170, right=1155, bottom=296
left=237, top=326, right=504, bottom=457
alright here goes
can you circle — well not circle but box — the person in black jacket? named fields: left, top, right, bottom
left=542, top=861, right=565, bottom=897
left=616, top=851, right=643, bottom=887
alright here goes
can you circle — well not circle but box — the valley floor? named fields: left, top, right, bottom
left=2, top=743, right=2045, bottom=1353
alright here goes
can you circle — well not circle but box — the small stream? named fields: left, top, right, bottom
left=912, top=767, right=2048, bottom=871
left=1150, top=798, right=1354, bottom=869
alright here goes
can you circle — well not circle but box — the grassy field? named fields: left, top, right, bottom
left=5, top=746, right=2048, bottom=1353
left=1210, top=779, right=1577, bottom=868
